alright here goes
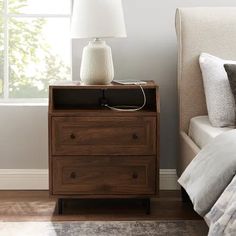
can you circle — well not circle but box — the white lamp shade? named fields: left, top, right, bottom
left=71, top=0, right=127, bottom=39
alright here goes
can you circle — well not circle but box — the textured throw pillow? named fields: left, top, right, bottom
left=199, top=53, right=236, bottom=127
left=224, top=64, right=236, bottom=125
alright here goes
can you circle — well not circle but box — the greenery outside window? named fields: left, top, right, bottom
left=0, top=0, right=72, bottom=99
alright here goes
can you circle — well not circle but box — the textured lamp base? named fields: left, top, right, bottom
left=80, top=39, right=114, bottom=85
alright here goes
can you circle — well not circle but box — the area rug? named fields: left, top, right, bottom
left=0, top=220, right=208, bottom=236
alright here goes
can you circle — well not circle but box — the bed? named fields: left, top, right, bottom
left=176, top=7, right=236, bottom=175
left=176, top=7, right=236, bottom=235
left=189, top=116, right=233, bottom=149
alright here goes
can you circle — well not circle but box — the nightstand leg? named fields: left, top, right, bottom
left=142, top=198, right=151, bottom=215
left=58, top=198, right=63, bottom=215
left=146, top=198, right=151, bottom=215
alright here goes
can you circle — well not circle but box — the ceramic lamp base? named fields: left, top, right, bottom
left=80, top=39, right=114, bottom=85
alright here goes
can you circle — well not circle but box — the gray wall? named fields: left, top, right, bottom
left=0, top=105, right=48, bottom=169
left=1, top=0, right=236, bottom=170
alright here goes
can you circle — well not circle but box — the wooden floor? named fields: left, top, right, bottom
left=0, top=190, right=203, bottom=222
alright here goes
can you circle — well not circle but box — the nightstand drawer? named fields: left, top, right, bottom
left=52, top=156, right=156, bottom=195
left=51, top=116, right=156, bottom=156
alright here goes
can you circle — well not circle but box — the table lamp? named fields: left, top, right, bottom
left=71, top=0, right=127, bottom=85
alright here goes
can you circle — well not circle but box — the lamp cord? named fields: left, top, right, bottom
left=104, top=84, right=146, bottom=112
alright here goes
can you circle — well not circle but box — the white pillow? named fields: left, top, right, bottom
left=199, top=53, right=236, bottom=127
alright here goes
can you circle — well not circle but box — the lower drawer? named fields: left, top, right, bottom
left=52, top=156, right=156, bottom=195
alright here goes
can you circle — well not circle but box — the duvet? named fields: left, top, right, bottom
left=205, top=175, right=236, bottom=236
left=178, top=129, right=236, bottom=235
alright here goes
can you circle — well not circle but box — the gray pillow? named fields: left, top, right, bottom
left=224, top=64, right=236, bottom=125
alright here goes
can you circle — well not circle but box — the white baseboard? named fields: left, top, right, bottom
left=0, top=169, right=49, bottom=190
left=159, top=169, right=180, bottom=190
left=0, top=169, right=179, bottom=190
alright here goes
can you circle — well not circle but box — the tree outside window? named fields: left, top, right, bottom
left=0, top=0, right=71, bottom=99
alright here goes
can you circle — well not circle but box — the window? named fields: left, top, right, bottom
left=0, top=0, right=72, bottom=99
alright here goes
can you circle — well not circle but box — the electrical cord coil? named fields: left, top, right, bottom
left=104, top=84, right=146, bottom=112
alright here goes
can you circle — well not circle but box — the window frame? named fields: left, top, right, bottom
left=0, top=0, right=72, bottom=102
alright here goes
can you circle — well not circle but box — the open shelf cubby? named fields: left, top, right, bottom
left=50, top=81, right=157, bottom=112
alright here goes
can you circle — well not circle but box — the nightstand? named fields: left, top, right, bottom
left=48, top=81, right=160, bottom=214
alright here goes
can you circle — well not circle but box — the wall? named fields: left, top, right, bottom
left=1, top=0, right=236, bottom=170
left=0, top=105, right=48, bottom=169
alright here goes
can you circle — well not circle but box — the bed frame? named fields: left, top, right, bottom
left=176, top=7, right=236, bottom=176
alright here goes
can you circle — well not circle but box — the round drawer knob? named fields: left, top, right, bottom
left=132, top=172, right=138, bottom=179
left=70, top=172, right=76, bottom=179
left=70, top=133, right=76, bottom=139
left=132, top=133, right=138, bottom=140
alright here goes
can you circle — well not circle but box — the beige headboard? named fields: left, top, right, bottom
left=176, top=7, right=236, bottom=132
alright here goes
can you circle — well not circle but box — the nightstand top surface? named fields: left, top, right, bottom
left=49, top=80, right=158, bottom=89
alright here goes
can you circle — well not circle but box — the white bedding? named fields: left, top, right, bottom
left=188, top=116, right=233, bottom=149
left=178, top=129, right=236, bottom=216
left=205, top=175, right=236, bottom=236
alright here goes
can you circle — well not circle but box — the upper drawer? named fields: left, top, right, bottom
left=51, top=116, right=156, bottom=156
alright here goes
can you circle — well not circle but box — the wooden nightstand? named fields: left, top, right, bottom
left=48, top=81, right=160, bottom=214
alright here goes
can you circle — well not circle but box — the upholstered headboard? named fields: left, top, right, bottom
left=176, top=7, right=236, bottom=132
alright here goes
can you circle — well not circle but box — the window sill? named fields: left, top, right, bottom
left=0, top=98, right=48, bottom=106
